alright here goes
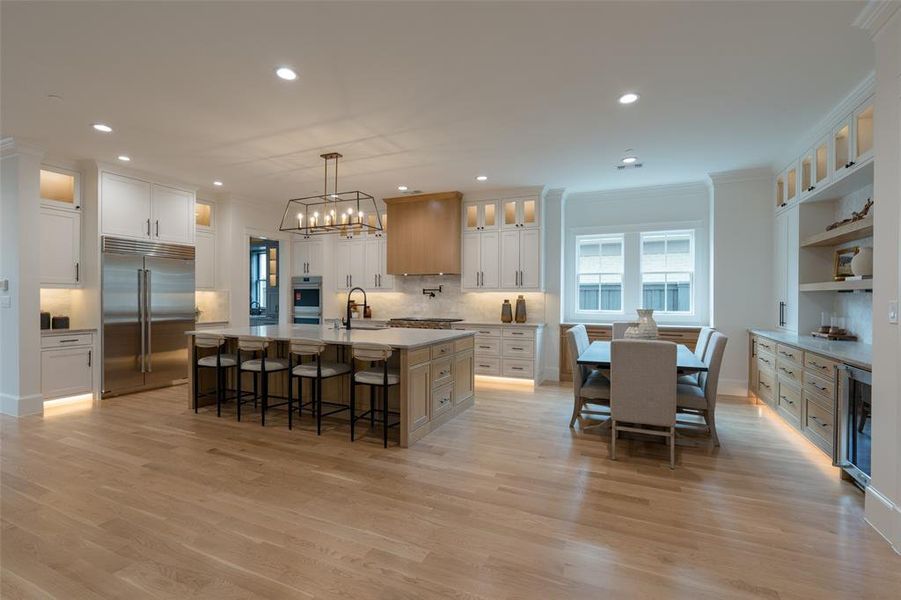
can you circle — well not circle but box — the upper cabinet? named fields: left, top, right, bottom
left=40, top=167, right=79, bottom=210
left=39, top=206, right=81, bottom=287
left=101, top=172, right=195, bottom=245
left=195, top=200, right=213, bottom=231
left=854, top=100, right=874, bottom=165
left=464, top=200, right=498, bottom=232
left=293, top=237, right=326, bottom=276
left=501, top=197, right=539, bottom=229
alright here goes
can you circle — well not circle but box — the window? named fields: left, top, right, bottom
left=251, top=250, right=268, bottom=309
left=576, top=235, right=623, bottom=312
left=640, top=231, right=693, bottom=313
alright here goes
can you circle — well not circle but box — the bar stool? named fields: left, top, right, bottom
left=236, top=336, right=290, bottom=426
left=288, top=338, right=351, bottom=433
left=193, top=333, right=238, bottom=417
left=350, top=343, right=401, bottom=448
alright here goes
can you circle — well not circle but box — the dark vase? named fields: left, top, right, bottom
left=501, top=300, right=513, bottom=323
left=514, top=295, right=526, bottom=323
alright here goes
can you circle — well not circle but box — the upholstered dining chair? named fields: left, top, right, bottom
left=610, top=340, right=678, bottom=468
left=612, top=321, right=635, bottom=340
left=676, top=331, right=727, bottom=446
left=566, top=325, right=610, bottom=428
left=679, top=327, right=714, bottom=386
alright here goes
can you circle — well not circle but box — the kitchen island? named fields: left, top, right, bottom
left=186, top=325, right=475, bottom=447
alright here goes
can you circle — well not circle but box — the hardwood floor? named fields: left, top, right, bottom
left=2, top=381, right=898, bottom=599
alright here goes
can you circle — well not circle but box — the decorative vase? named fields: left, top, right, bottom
left=514, top=295, right=527, bottom=323
left=850, top=246, right=873, bottom=277
left=501, top=300, right=513, bottom=323
left=624, top=309, right=658, bottom=340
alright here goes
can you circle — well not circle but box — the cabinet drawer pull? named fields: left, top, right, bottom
left=811, top=383, right=828, bottom=392
left=809, top=415, right=828, bottom=428
left=58, top=339, right=80, bottom=343
left=478, top=364, right=492, bottom=368
left=511, top=346, right=524, bottom=351
left=510, top=331, right=524, bottom=336
left=780, top=395, right=794, bottom=406
left=779, top=367, right=794, bottom=376
left=759, top=357, right=771, bottom=365
left=511, top=366, right=524, bottom=371
left=478, top=345, right=492, bottom=349
left=759, top=381, right=771, bottom=389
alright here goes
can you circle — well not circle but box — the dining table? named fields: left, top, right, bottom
left=577, top=340, right=707, bottom=372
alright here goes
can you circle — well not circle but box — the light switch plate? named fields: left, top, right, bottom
left=0, top=278, right=8, bottom=291
left=890, top=301, right=899, bottom=324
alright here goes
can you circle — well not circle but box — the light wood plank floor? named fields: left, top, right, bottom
left=2, top=381, right=898, bottom=599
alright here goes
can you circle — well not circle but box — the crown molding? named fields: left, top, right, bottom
left=566, top=179, right=710, bottom=203
left=0, top=137, right=44, bottom=160
left=853, top=1, right=900, bottom=35
left=707, top=167, right=773, bottom=185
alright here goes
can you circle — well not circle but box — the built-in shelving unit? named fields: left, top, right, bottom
left=799, top=280, right=873, bottom=293
left=801, top=216, right=873, bottom=248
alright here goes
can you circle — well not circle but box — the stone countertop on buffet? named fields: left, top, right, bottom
left=454, top=321, right=544, bottom=328
left=186, top=324, right=474, bottom=349
left=750, top=329, right=872, bottom=369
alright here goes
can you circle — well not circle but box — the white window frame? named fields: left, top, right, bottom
left=574, top=234, right=625, bottom=315
left=639, top=230, right=695, bottom=315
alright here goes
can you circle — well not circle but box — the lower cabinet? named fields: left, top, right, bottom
left=453, top=349, right=474, bottom=404
left=41, top=333, right=94, bottom=400
left=406, top=338, right=476, bottom=435
left=407, top=361, right=431, bottom=432
left=456, top=324, right=543, bottom=382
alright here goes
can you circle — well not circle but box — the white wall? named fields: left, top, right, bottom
left=542, top=188, right=564, bottom=382
left=562, top=181, right=711, bottom=326
left=709, top=169, right=774, bottom=396
left=863, top=5, right=901, bottom=554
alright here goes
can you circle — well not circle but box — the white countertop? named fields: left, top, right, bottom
left=186, top=324, right=474, bottom=349
left=41, top=328, right=97, bottom=336
left=750, top=329, right=872, bottom=369
left=455, top=321, right=544, bottom=328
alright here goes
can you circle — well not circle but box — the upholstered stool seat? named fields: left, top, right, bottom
left=241, top=357, right=290, bottom=372
left=197, top=353, right=237, bottom=368
left=354, top=368, right=400, bottom=386
left=288, top=338, right=352, bottom=434
left=292, top=361, right=350, bottom=379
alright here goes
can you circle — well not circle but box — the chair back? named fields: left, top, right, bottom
left=610, top=340, right=676, bottom=427
left=565, top=325, right=591, bottom=395
left=699, top=332, right=727, bottom=409
left=694, top=327, right=714, bottom=360
left=194, top=333, right=225, bottom=349
left=237, top=336, right=270, bottom=352
left=353, top=343, right=393, bottom=362
left=290, top=338, right=326, bottom=357
left=612, top=321, right=635, bottom=340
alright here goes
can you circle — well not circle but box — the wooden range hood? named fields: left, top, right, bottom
left=384, top=191, right=462, bottom=275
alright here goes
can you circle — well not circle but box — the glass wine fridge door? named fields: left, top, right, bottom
left=837, top=365, right=872, bottom=489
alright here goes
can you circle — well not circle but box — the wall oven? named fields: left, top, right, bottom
left=836, top=364, right=872, bottom=489
left=292, top=276, right=322, bottom=325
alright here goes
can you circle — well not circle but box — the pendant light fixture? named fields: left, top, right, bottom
left=279, top=153, right=382, bottom=237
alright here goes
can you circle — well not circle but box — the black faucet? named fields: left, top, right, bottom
left=344, top=287, right=368, bottom=330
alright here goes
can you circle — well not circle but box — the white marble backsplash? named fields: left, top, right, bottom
left=195, top=290, right=230, bottom=323
left=328, top=275, right=546, bottom=324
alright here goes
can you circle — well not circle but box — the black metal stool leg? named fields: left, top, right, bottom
left=216, top=365, right=222, bottom=417
left=316, top=375, right=323, bottom=435
left=253, top=371, right=258, bottom=409
left=370, top=385, right=375, bottom=429
left=193, top=358, right=199, bottom=413
left=261, top=372, right=268, bottom=427
left=237, top=368, right=243, bottom=421
left=350, top=375, right=356, bottom=441
left=383, top=384, right=389, bottom=448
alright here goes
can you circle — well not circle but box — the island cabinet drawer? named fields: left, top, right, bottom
left=757, top=354, right=775, bottom=374
left=502, top=358, right=534, bottom=379
left=407, top=347, right=432, bottom=366
left=431, top=383, right=454, bottom=419
left=502, top=339, right=534, bottom=358
left=469, top=326, right=502, bottom=338
left=502, top=328, right=534, bottom=340
left=454, top=337, right=474, bottom=353
left=805, top=354, right=838, bottom=380
left=804, top=393, right=835, bottom=446
left=756, top=337, right=776, bottom=355
left=431, top=342, right=454, bottom=360
left=776, top=344, right=803, bottom=365
left=474, top=357, right=501, bottom=376
left=776, top=358, right=802, bottom=385
left=803, top=372, right=835, bottom=401
left=777, top=381, right=802, bottom=421
left=42, top=333, right=93, bottom=349
left=757, top=369, right=775, bottom=402
left=431, top=358, right=453, bottom=387
left=474, top=338, right=500, bottom=356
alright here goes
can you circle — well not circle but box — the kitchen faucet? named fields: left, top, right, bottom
left=344, top=287, right=368, bottom=330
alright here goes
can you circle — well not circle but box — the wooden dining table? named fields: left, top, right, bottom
left=577, top=341, right=707, bottom=372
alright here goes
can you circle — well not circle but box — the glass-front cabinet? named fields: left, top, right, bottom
left=786, top=163, right=798, bottom=205
left=775, top=171, right=786, bottom=208
left=501, top=197, right=539, bottom=229
left=40, top=167, right=79, bottom=210
left=195, top=200, right=213, bottom=230
left=800, top=151, right=813, bottom=197
left=463, top=200, right=498, bottom=231
left=813, top=135, right=830, bottom=189
left=833, top=116, right=853, bottom=177
left=854, top=100, right=874, bottom=164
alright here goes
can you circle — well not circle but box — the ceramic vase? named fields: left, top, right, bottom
left=624, top=309, right=658, bottom=340
left=501, top=300, right=513, bottom=323
left=514, top=295, right=527, bottom=323
left=850, top=246, right=873, bottom=277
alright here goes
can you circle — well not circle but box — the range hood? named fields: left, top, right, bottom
left=383, top=191, right=462, bottom=276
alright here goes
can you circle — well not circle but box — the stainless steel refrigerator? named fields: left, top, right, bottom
left=102, top=237, right=195, bottom=397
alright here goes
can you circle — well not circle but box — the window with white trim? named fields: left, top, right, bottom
left=576, top=235, right=623, bottom=312
left=640, top=230, right=693, bottom=313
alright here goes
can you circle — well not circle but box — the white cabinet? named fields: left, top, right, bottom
left=101, top=172, right=194, bottom=245
left=39, top=206, right=81, bottom=287
left=40, top=167, right=80, bottom=210
left=500, top=229, right=541, bottom=290
left=335, top=239, right=365, bottom=291
left=293, top=238, right=326, bottom=276
left=195, top=231, right=215, bottom=290
left=500, top=197, right=539, bottom=230
left=774, top=206, right=799, bottom=331
left=364, top=237, right=394, bottom=290
left=462, top=231, right=500, bottom=290
left=41, top=335, right=94, bottom=400
left=463, top=200, right=499, bottom=232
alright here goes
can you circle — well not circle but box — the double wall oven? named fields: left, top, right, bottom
left=292, top=276, right=322, bottom=325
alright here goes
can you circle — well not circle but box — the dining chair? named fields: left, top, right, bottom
left=611, top=321, right=635, bottom=340
left=676, top=331, right=727, bottom=446
left=566, top=325, right=609, bottom=428
left=610, top=339, right=677, bottom=468
left=679, top=326, right=714, bottom=386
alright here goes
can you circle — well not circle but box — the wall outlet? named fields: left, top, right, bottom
left=889, top=301, right=899, bottom=325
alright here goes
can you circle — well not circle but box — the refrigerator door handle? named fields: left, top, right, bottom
left=145, top=269, right=152, bottom=372
left=138, top=269, right=146, bottom=373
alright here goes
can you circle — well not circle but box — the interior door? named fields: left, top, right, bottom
left=479, top=231, right=500, bottom=289
left=102, top=251, right=145, bottom=394
left=151, top=184, right=193, bottom=244
left=145, top=255, right=195, bottom=387
left=500, top=230, right=521, bottom=288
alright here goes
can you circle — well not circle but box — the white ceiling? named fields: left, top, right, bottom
left=1, top=1, right=873, bottom=202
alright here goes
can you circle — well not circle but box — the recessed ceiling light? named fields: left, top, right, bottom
left=618, top=92, right=640, bottom=105
left=622, top=156, right=638, bottom=164
left=397, top=185, right=408, bottom=191
left=213, top=180, right=223, bottom=186
left=475, top=175, right=488, bottom=182
left=117, top=155, right=131, bottom=162
left=275, top=66, right=298, bottom=81
left=92, top=123, right=113, bottom=133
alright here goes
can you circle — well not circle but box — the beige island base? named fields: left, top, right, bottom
left=186, top=325, right=475, bottom=447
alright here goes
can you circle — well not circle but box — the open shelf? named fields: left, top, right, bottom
left=801, top=216, right=873, bottom=248
left=800, top=279, right=873, bottom=292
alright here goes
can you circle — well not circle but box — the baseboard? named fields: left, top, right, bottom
left=865, top=484, right=901, bottom=554
left=719, top=378, right=748, bottom=398
left=542, top=367, right=560, bottom=382
left=0, top=392, right=44, bottom=417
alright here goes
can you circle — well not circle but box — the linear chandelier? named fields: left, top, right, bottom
left=279, top=152, right=383, bottom=237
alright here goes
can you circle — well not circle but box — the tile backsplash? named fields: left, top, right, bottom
left=195, top=290, right=230, bottom=323
left=832, top=186, right=873, bottom=344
